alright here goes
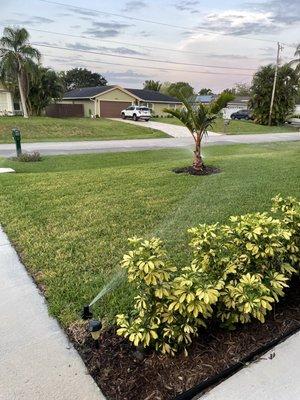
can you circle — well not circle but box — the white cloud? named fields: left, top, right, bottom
left=200, top=10, right=275, bottom=35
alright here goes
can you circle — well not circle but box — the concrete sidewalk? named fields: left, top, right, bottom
left=0, top=227, right=104, bottom=400
left=196, top=331, right=300, bottom=400
left=0, top=131, right=299, bottom=158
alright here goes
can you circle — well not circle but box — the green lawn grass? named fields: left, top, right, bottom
left=0, top=142, right=299, bottom=328
left=212, top=118, right=299, bottom=135
left=155, top=117, right=183, bottom=126
left=0, top=116, right=168, bottom=143
left=155, top=117, right=298, bottom=134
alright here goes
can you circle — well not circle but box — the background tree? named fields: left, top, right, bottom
left=289, top=44, right=300, bottom=75
left=162, top=81, right=194, bottom=99
left=164, top=93, right=226, bottom=174
left=232, top=83, right=252, bottom=96
left=28, top=66, right=64, bottom=116
left=0, top=27, right=40, bottom=118
left=60, top=68, right=107, bottom=91
left=222, top=88, right=236, bottom=95
left=160, top=81, right=171, bottom=95
left=198, top=88, right=213, bottom=95
left=143, top=80, right=162, bottom=91
left=296, top=86, right=300, bottom=104
left=249, top=64, right=298, bottom=125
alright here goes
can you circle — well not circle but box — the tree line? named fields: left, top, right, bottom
left=0, top=27, right=107, bottom=117
left=0, top=26, right=299, bottom=124
left=143, top=58, right=299, bottom=125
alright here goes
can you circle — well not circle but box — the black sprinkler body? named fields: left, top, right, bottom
left=82, top=305, right=93, bottom=320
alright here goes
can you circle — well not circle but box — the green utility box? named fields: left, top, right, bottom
left=12, top=128, right=22, bottom=156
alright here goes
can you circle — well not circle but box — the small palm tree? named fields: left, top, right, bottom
left=164, top=95, right=217, bottom=173
left=0, top=27, right=41, bottom=118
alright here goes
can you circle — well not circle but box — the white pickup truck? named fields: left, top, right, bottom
left=121, top=105, right=151, bottom=121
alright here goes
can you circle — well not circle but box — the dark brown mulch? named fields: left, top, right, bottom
left=69, top=277, right=300, bottom=400
left=172, top=165, right=221, bottom=176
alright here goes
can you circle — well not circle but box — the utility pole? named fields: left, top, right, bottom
left=268, top=42, right=283, bottom=126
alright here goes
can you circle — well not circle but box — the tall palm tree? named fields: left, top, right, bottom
left=0, top=27, right=41, bottom=118
left=289, top=44, right=300, bottom=74
left=164, top=94, right=217, bottom=173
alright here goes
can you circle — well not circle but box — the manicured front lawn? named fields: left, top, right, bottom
left=212, top=118, right=299, bottom=134
left=155, top=116, right=298, bottom=134
left=0, top=142, right=299, bottom=328
left=0, top=116, right=168, bottom=143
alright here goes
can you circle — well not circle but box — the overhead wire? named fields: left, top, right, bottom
left=33, top=42, right=258, bottom=71
left=42, top=51, right=254, bottom=76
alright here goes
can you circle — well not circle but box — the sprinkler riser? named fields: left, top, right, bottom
left=82, top=305, right=93, bottom=320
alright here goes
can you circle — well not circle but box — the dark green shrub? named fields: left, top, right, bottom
left=16, top=151, right=42, bottom=162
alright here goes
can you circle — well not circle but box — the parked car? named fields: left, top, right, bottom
left=121, top=106, right=151, bottom=121
left=230, top=109, right=253, bottom=120
left=286, top=114, right=300, bottom=126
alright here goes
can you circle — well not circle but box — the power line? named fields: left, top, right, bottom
left=33, top=42, right=257, bottom=71
left=1, top=25, right=262, bottom=61
left=40, top=0, right=288, bottom=45
left=42, top=52, right=253, bottom=77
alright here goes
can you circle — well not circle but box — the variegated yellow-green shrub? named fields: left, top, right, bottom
left=220, top=196, right=299, bottom=327
left=116, top=237, right=224, bottom=355
left=116, top=196, right=300, bottom=354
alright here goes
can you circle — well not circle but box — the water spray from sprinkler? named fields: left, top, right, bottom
left=81, top=270, right=126, bottom=346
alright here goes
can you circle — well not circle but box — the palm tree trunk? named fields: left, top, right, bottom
left=193, top=134, right=203, bottom=172
left=17, top=72, right=29, bottom=118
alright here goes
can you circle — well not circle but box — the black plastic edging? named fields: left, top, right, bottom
left=173, top=324, right=300, bottom=400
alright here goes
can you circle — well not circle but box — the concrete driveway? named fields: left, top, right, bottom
left=110, top=118, right=221, bottom=138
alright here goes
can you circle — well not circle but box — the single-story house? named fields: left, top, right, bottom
left=222, top=96, right=250, bottom=119
left=0, top=83, right=22, bottom=116
left=58, top=85, right=182, bottom=118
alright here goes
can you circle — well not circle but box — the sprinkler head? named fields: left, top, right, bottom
left=88, top=319, right=102, bottom=348
left=82, top=305, right=93, bottom=320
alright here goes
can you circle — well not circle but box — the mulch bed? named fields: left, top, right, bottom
left=69, top=277, right=300, bottom=400
left=172, top=165, right=221, bottom=176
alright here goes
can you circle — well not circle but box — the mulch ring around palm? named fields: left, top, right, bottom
left=172, top=165, right=221, bottom=176
left=69, top=276, right=300, bottom=400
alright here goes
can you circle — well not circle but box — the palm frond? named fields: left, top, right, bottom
left=19, top=45, right=41, bottom=61
left=1, top=27, right=29, bottom=49
left=174, top=90, right=202, bottom=134
left=0, top=51, right=19, bottom=75
left=164, top=92, right=217, bottom=142
left=163, top=107, right=194, bottom=134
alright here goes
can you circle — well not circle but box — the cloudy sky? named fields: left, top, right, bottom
left=1, top=0, right=299, bottom=92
